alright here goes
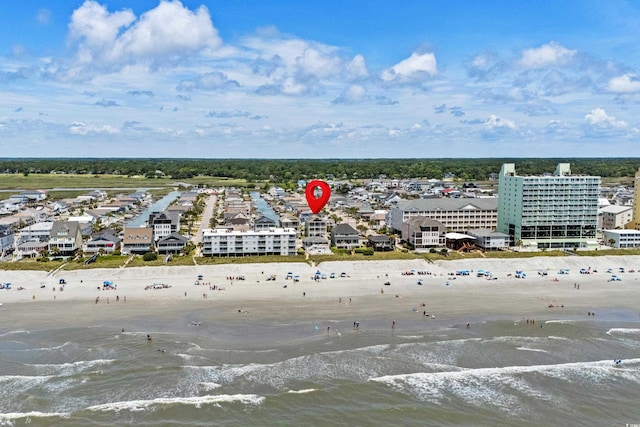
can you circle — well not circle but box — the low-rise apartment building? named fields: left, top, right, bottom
left=201, top=227, right=297, bottom=257
left=603, top=229, right=640, bottom=248
left=598, top=205, right=632, bottom=230
left=388, top=198, right=498, bottom=233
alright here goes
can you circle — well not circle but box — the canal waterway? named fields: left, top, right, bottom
left=250, top=192, right=279, bottom=224
left=126, top=191, right=182, bottom=227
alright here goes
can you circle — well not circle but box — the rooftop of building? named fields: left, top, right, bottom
left=393, top=197, right=498, bottom=211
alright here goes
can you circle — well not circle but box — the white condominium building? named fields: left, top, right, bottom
left=202, top=227, right=297, bottom=257
left=497, top=163, right=600, bottom=249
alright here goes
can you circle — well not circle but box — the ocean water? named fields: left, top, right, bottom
left=1, top=310, right=639, bottom=426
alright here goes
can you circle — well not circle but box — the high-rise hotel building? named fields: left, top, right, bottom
left=631, top=167, right=640, bottom=229
left=497, top=163, right=600, bottom=249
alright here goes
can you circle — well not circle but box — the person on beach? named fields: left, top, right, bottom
left=147, top=334, right=152, bottom=341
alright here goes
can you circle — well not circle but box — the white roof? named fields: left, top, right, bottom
left=445, top=232, right=475, bottom=240
left=603, top=229, right=640, bottom=235
left=599, top=205, right=632, bottom=214
left=21, top=222, right=53, bottom=232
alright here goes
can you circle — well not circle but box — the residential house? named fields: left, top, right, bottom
left=357, top=203, right=375, bottom=221
left=367, top=235, right=394, bottom=251
left=148, top=211, right=180, bottom=241
left=305, top=216, right=328, bottom=237
left=0, top=225, right=15, bottom=257
left=254, top=215, right=278, bottom=231
left=302, top=236, right=331, bottom=255
left=157, top=232, right=189, bottom=255
left=445, top=232, right=477, bottom=251
left=49, top=200, right=69, bottom=214
left=331, top=223, right=360, bottom=249
left=16, top=241, right=48, bottom=258
left=48, top=221, right=83, bottom=257
left=84, top=230, right=121, bottom=255
left=226, top=214, right=251, bottom=231
left=121, top=227, right=154, bottom=255
left=10, top=190, right=47, bottom=204
left=128, top=191, right=150, bottom=202
left=0, top=214, right=29, bottom=231
left=67, top=212, right=97, bottom=236
left=179, top=191, right=199, bottom=203
left=166, top=204, right=191, bottom=216
left=224, top=211, right=250, bottom=223
left=465, top=229, right=509, bottom=251
left=16, top=221, right=53, bottom=245
left=268, top=186, right=287, bottom=198
left=14, top=208, right=46, bottom=225
left=279, top=215, right=300, bottom=234
left=369, top=210, right=387, bottom=230
left=402, top=217, right=447, bottom=250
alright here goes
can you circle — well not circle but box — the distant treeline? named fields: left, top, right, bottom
left=1, top=158, right=638, bottom=182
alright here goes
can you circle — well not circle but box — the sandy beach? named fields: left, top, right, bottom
left=1, top=255, right=639, bottom=329
left=2, top=256, right=640, bottom=426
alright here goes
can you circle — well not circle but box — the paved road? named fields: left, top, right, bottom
left=192, top=194, right=217, bottom=247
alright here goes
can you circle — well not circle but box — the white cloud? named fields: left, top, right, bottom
left=296, top=47, right=343, bottom=80
left=347, top=55, right=369, bottom=80
left=177, top=71, right=240, bottom=91
left=381, top=52, right=437, bottom=82
left=333, top=85, right=367, bottom=104
left=69, top=1, right=135, bottom=60
left=115, top=1, right=220, bottom=58
left=472, top=54, right=489, bottom=68
left=69, top=121, right=119, bottom=135
left=69, top=0, right=220, bottom=67
left=484, top=114, right=516, bottom=130
left=607, top=74, right=640, bottom=93
left=584, top=108, right=627, bottom=129
left=519, top=42, right=576, bottom=69
left=244, top=32, right=369, bottom=96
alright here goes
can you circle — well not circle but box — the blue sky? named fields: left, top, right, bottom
left=1, top=1, right=640, bottom=158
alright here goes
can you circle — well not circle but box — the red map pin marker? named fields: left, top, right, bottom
left=305, top=180, right=331, bottom=214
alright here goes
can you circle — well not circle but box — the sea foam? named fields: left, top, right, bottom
left=86, top=394, right=265, bottom=412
